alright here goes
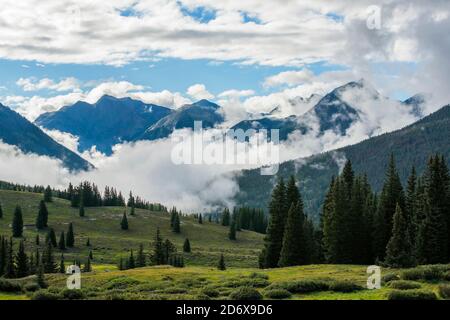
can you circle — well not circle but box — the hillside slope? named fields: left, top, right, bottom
left=0, top=190, right=263, bottom=267
left=0, top=103, right=92, bottom=171
left=235, top=104, right=450, bottom=220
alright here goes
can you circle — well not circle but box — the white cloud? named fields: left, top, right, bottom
left=263, top=69, right=315, bottom=88
left=187, top=83, right=214, bottom=100
left=16, top=77, right=80, bottom=92
left=218, top=89, right=255, bottom=98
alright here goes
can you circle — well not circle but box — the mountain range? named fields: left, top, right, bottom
left=235, top=103, right=450, bottom=221
left=0, top=103, right=92, bottom=171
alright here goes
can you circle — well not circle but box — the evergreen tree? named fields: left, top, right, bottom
left=136, top=244, right=146, bottom=267
left=4, top=238, right=15, bottom=278
left=221, top=208, right=231, bottom=226
left=385, top=204, right=416, bottom=267
left=36, top=263, right=47, bottom=288
left=58, top=231, right=66, bottom=250
left=79, top=200, right=85, bottom=217
left=228, top=218, right=236, bottom=240
left=173, top=213, right=180, bottom=233
left=29, top=253, right=36, bottom=275
left=44, top=185, right=53, bottom=202
left=127, top=250, right=135, bottom=269
left=262, top=178, right=287, bottom=268
left=130, top=205, right=135, bottom=216
left=36, top=200, right=49, bottom=230
left=286, top=175, right=300, bottom=210
left=42, top=241, right=57, bottom=273
left=121, top=212, right=129, bottom=230
left=118, top=258, right=125, bottom=271
left=342, top=160, right=355, bottom=196
left=198, top=214, right=203, bottom=224
left=59, top=254, right=65, bottom=274
left=47, top=228, right=57, bottom=247
left=183, top=238, right=191, bottom=253
left=0, top=202, right=3, bottom=219
left=0, top=236, right=5, bottom=276
left=278, top=202, right=306, bottom=267
left=15, top=240, right=29, bottom=278
left=66, top=223, right=75, bottom=247
left=86, top=238, right=91, bottom=246
left=84, top=257, right=92, bottom=272
left=35, top=234, right=40, bottom=246
left=12, top=205, right=24, bottom=237
left=217, top=254, right=226, bottom=271
left=153, top=228, right=165, bottom=265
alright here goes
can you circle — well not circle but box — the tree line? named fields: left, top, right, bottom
left=260, top=154, right=450, bottom=268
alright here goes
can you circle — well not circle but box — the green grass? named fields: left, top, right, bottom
left=0, top=190, right=263, bottom=267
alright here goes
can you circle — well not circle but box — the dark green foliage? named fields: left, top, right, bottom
left=136, top=244, right=146, bottom=267
left=120, top=212, right=129, bottom=230
left=86, top=238, right=91, bottom=246
left=36, top=263, right=47, bottom=288
left=89, top=250, right=93, bottom=260
left=35, top=234, right=40, bottom=245
left=42, top=241, right=57, bottom=273
left=58, top=231, right=66, bottom=250
left=228, top=216, right=236, bottom=240
left=4, top=238, right=15, bottom=278
left=236, top=207, right=267, bottom=234
left=32, top=290, right=61, bottom=300
left=382, top=273, right=400, bottom=284
left=62, top=288, right=85, bottom=300
left=278, top=202, right=306, bottom=267
left=387, top=280, right=421, bottom=290
left=79, top=200, right=85, bottom=217
left=263, top=288, right=292, bottom=299
left=385, top=204, right=416, bottom=267
left=152, top=228, right=165, bottom=265
left=438, top=284, right=450, bottom=299
left=0, top=236, right=7, bottom=276
left=162, top=239, right=176, bottom=264
left=218, top=254, right=226, bottom=270
left=173, top=212, right=180, bottom=233
left=44, top=185, right=53, bottom=202
left=36, top=200, right=49, bottom=229
left=12, top=205, right=23, bottom=237
left=387, top=289, right=437, bottom=300
left=268, top=279, right=329, bottom=293
left=47, top=228, right=57, bottom=247
left=127, top=250, right=135, bottom=269
left=198, top=214, right=203, bottom=224
left=201, top=286, right=220, bottom=298
left=328, top=280, right=363, bottom=293
left=221, top=208, right=231, bottom=226
left=66, top=223, right=75, bottom=247
left=183, top=238, right=191, bottom=253
left=0, top=202, right=3, bottom=219
left=15, top=240, right=29, bottom=278
left=84, top=257, right=92, bottom=272
left=262, top=178, right=287, bottom=268
left=229, top=287, right=262, bottom=300
left=59, top=254, right=65, bottom=274
left=0, top=278, right=22, bottom=292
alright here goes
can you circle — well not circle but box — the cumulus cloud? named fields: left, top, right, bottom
left=263, top=69, right=315, bottom=88
left=16, top=77, right=80, bottom=92
left=187, top=84, right=214, bottom=100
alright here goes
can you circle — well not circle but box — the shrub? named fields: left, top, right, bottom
left=387, top=289, right=437, bottom=300
left=229, top=287, right=263, bottom=300
left=444, top=271, right=450, bottom=281
left=23, top=282, right=40, bottom=292
left=438, top=284, right=450, bottom=299
left=195, top=294, right=211, bottom=300
left=163, top=286, right=188, bottom=294
left=32, top=290, right=62, bottom=300
left=422, top=266, right=445, bottom=281
left=270, top=279, right=329, bottom=293
left=263, top=289, right=292, bottom=299
left=401, top=268, right=424, bottom=281
left=62, top=289, right=85, bottom=300
left=328, top=281, right=363, bottom=293
left=105, top=277, right=141, bottom=290
left=201, top=286, right=220, bottom=298
left=387, top=280, right=421, bottom=290
left=249, top=272, right=269, bottom=280
left=223, top=277, right=269, bottom=288
left=0, top=279, right=22, bottom=292
left=382, top=273, right=400, bottom=284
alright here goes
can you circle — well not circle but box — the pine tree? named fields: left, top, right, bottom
left=0, top=236, right=5, bottom=276
left=183, top=238, right=191, bottom=253
left=36, top=200, right=49, bottom=230
left=47, top=228, right=57, bottom=247
left=86, top=238, right=91, bottom=247
left=15, top=240, right=29, bottom=278
left=229, top=215, right=237, bottom=240
left=130, top=205, right=135, bottom=216
left=153, top=228, right=165, bottom=265
left=4, top=238, right=15, bottom=278
left=84, top=257, right=92, bottom=272
left=342, top=160, right=354, bottom=196
left=58, top=231, right=66, bottom=250
left=286, top=175, right=300, bottom=210
left=127, top=250, right=135, bottom=269
left=118, top=258, right=125, bottom=271
left=385, top=204, right=416, bottom=267
left=36, top=263, right=47, bottom=288
left=262, top=178, right=287, bottom=268
left=66, top=223, right=75, bottom=247
left=173, top=213, right=180, bottom=233
left=35, top=234, right=40, bottom=246
left=217, top=254, right=226, bottom=270
left=79, top=201, right=85, bottom=217
left=0, top=203, right=3, bottom=219
left=12, top=205, right=24, bottom=237
left=121, top=212, right=129, bottom=230
left=42, top=241, right=57, bottom=273
left=44, top=185, right=53, bottom=202
left=198, top=214, right=203, bottom=224
left=278, top=202, right=306, bottom=267
left=29, top=253, right=36, bottom=275
left=59, top=254, right=65, bottom=274
left=136, top=244, right=146, bottom=267
left=221, top=208, right=231, bottom=226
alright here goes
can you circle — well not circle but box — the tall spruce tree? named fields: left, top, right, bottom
left=153, top=228, right=165, bottom=265
left=44, top=185, right=53, bottom=202
left=66, top=223, right=75, bottom=247
left=262, top=178, right=287, bottom=268
left=0, top=203, right=3, bottom=219
left=183, top=238, right=191, bottom=253
left=173, top=213, right=181, bottom=233
left=36, top=200, right=49, bottom=230
left=58, top=231, right=66, bottom=250
left=136, top=244, right=146, bottom=267
left=221, top=208, right=231, bottom=226
left=217, top=253, right=226, bottom=270
left=278, top=202, right=306, bottom=267
left=121, top=212, right=129, bottom=230
left=4, top=238, right=15, bottom=278
left=286, top=176, right=300, bottom=212
left=12, top=205, right=24, bottom=237
left=47, top=228, right=57, bottom=247
left=42, top=241, right=57, bottom=273
left=229, top=217, right=237, bottom=240
left=0, top=236, right=6, bottom=276
left=15, top=240, right=29, bottom=278
left=385, top=204, right=416, bottom=267
left=59, top=254, right=65, bottom=274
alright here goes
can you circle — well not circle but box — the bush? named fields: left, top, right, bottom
left=401, top=268, right=424, bottom=281
left=229, top=287, right=263, bottom=300
left=32, top=290, right=62, bottom=300
left=223, top=277, right=270, bottom=288
left=162, top=286, right=188, bottom=294
left=438, top=284, right=450, bottom=299
left=195, top=294, right=211, bottom=300
left=387, top=280, right=421, bottom=290
left=422, top=266, right=445, bottom=281
left=263, top=289, right=292, bottom=299
left=387, top=289, right=437, bottom=300
left=23, top=282, right=40, bottom=292
left=62, top=289, right=85, bottom=300
left=0, top=279, right=22, bottom=292
left=269, top=279, right=329, bottom=293
left=382, top=273, right=399, bottom=284
left=105, top=277, right=141, bottom=290
left=249, top=272, right=269, bottom=280
left=201, top=286, right=220, bottom=298
left=328, top=281, right=363, bottom=293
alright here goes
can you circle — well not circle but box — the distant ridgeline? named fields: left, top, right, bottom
left=0, top=180, right=166, bottom=212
